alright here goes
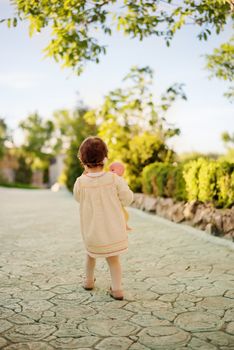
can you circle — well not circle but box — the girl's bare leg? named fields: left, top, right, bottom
left=106, top=255, right=122, bottom=291
left=85, top=254, right=96, bottom=282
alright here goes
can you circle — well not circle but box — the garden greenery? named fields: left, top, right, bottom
left=142, top=158, right=234, bottom=208
left=83, top=66, right=186, bottom=192
left=4, top=0, right=233, bottom=76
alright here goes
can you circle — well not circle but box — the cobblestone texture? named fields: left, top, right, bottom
left=0, top=188, right=234, bottom=349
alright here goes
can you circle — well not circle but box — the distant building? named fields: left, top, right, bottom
left=0, top=151, right=18, bottom=182
left=49, top=154, right=65, bottom=187
left=31, top=170, right=44, bottom=187
left=0, top=150, right=44, bottom=187
left=0, top=149, right=66, bottom=188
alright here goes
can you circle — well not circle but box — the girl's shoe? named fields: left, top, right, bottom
left=109, top=287, right=124, bottom=300
left=83, top=278, right=96, bottom=290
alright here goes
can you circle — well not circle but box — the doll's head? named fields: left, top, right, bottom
left=78, top=136, right=108, bottom=169
left=109, top=162, right=125, bottom=176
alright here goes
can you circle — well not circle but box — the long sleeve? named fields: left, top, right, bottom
left=115, top=174, right=134, bottom=207
left=73, top=178, right=81, bottom=203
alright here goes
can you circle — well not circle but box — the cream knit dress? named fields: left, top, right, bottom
left=73, top=171, right=134, bottom=258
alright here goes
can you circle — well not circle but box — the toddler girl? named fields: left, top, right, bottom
left=73, top=136, right=134, bottom=300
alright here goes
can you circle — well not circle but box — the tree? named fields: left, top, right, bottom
left=53, top=107, right=97, bottom=191
left=14, top=153, right=32, bottom=184
left=19, top=113, right=57, bottom=184
left=219, top=131, right=234, bottom=162
left=222, top=131, right=234, bottom=146
left=85, top=66, right=186, bottom=191
left=19, top=113, right=55, bottom=159
left=3, top=0, right=233, bottom=74
left=0, top=119, right=9, bottom=159
left=206, top=35, right=234, bottom=101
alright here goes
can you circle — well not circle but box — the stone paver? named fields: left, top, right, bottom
left=0, top=187, right=234, bottom=349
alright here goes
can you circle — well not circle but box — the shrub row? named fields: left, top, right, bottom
left=142, top=158, right=234, bottom=208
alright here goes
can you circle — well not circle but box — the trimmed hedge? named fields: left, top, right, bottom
left=142, top=158, right=234, bottom=208
left=142, top=162, right=187, bottom=201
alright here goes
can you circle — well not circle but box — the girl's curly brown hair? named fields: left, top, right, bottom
left=78, top=136, right=108, bottom=168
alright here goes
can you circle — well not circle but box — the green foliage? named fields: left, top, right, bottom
left=142, top=158, right=234, bottom=208
left=169, top=164, right=187, bottom=201
left=19, top=113, right=55, bottom=162
left=0, top=118, right=10, bottom=159
left=58, top=107, right=98, bottom=191
left=216, top=162, right=234, bottom=207
left=142, top=162, right=187, bottom=201
left=92, top=66, right=185, bottom=191
left=206, top=35, right=234, bottom=101
left=142, top=163, right=159, bottom=195
left=198, top=159, right=219, bottom=203
left=183, top=158, right=234, bottom=207
left=64, top=140, right=83, bottom=192
left=143, top=162, right=172, bottom=197
left=183, top=158, right=205, bottom=201
left=0, top=119, right=7, bottom=159
left=221, top=131, right=234, bottom=145
left=15, top=155, right=33, bottom=184
left=19, top=112, right=59, bottom=183
left=177, top=151, right=219, bottom=162
left=219, top=148, right=234, bottom=163
left=126, top=132, right=174, bottom=192
left=4, top=0, right=232, bottom=74
left=55, top=66, right=184, bottom=192
left=206, top=35, right=234, bottom=81
left=219, top=131, right=234, bottom=163
left=224, top=86, right=234, bottom=101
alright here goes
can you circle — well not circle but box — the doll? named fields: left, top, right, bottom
left=109, top=162, right=132, bottom=231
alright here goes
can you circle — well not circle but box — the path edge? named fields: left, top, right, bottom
left=129, top=207, right=234, bottom=252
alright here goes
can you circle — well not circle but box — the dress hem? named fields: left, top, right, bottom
left=87, top=247, right=128, bottom=258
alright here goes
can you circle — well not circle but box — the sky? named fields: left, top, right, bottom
left=0, top=0, right=233, bottom=154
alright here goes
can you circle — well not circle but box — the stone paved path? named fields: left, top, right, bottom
left=0, top=188, right=234, bottom=350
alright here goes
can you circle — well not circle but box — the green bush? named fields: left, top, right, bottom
left=198, top=159, right=219, bottom=203
left=142, top=162, right=168, bottom=196
left=142, top=158, right=234, bottom=208
left=124, top=133, right=175, bottom=192
left=183, top=158, right=203, bottom=201
left=142, top=162, right=187, bottom=200
left=216, top=162, right=234, bottom=207
left=183, top=158, right=234, bottom=207
left=169, top=164, right=187, bottom=201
